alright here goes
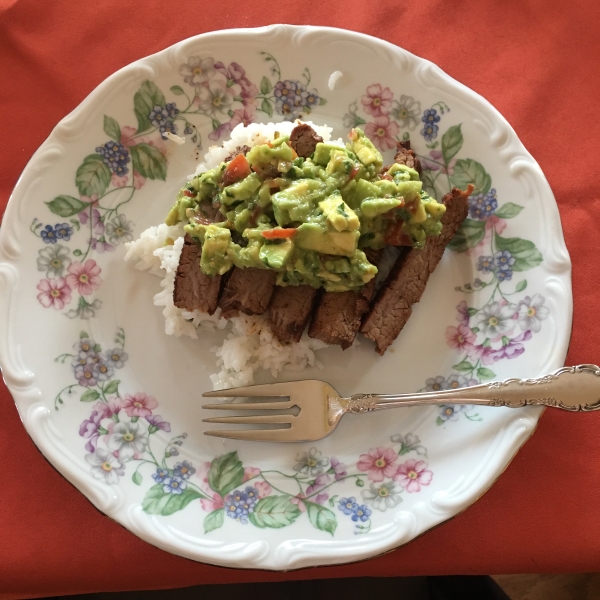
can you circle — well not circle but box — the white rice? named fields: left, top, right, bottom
left=125, top=121, right=338, bottom=390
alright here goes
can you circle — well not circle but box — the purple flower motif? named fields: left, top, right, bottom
left=55, top=223, right=73, bottom=241
left=79, top=410, right=103, bottom=452
left=104, top=348, right=128, bottom=369
left=163, top=475, right=187, bottom=495
left=456, top=300, right=470, bottom=326
left=40, top=225, right=58, bottom=244
left=338, top=497, right=358, bottom=516
left=477, top=255, right=494, bottom=274
left=489, top=330, right=532, bottom=362
left=146, top=414, right=171, bottom=432
left=152, top=468, right=169, bottom=483
left=174, top=461, right=196, bottom=480
left=425, top=376, right=446, bottom=391
left=306, top=473, right=331, bottom=496
left=167, top=446, right=179, bottom=457
left=80, top=208, right=105, bottom=235
left=90, top=238, right=116, bottom=254
left=208, top=121, right=232, bottom=142
left=330, top=457, right=347, bottom=481
left=74, top=363, right=97, bottom=387
left=352, top=504, right=371, bottom=523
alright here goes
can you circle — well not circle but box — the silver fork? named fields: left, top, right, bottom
left=202, top=364, right=600, bottom=443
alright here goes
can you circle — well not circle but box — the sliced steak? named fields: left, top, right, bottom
left=223, top=145, right=251, bottom=162
left=219, top=267, right=277, bottom=318
left=173, top=234, right=221, bottom=315
left=393, top=140, right=422, bottom=175
left=289, top=124, right=323, bottom=158
left=308, top=249, right=382, bottom=349
left=360, top=186, right=472, bottom=355
left=268, top=285, right=319, bottom=345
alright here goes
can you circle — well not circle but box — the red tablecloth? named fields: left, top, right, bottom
left=2, top=0, right=600, bottom=598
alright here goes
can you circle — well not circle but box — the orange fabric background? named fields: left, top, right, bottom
left=1, top=0, right=600, bottom=597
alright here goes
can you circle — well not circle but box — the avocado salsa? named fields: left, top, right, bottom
left=165, top=127, right=446, bottom=293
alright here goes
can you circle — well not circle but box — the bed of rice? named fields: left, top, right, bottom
left=124, top=121, right=345, bottom=390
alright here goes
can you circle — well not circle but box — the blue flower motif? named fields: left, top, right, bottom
left=421, top=109, right=441, bottom=125
left=166, top=446, right=179, bottom=457
left=152, top=468, right=169, bottom=483
left=173, top=460, right=196, bottom=480
left=165, top=102, right=179, bottom=119
left=351, top=504, right=371, bottom=522
left=495, top=250, right=515, bottom=270
left=497, top=268, right=513, bottom=282
left=420, top=123, right=439, bottom=142
left=162, top=475, right=187, bottom=495
left=159, top=120, right=178, bottom=140
left=96, top=141, right=130, bottom=175
left=148, top=104, right=168, bottom=127
left=469, top=189, right=498, bottom=219
left=183, top=124, right=194, bottom=135
left=273, top=80, right=318, bottom=117
left=338, top=496, right=358, bottom=516
left=55, top=223, right=73, bottom=241
left=477, top=255, right=494, bottom=274
left=225, top=487, right=258, bottom=524
left=40, top=224, right=58, bottom=244
left=425, top=376, right=446, bottom=392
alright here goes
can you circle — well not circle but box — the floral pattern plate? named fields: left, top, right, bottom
left=0, top=26, right=571, bottom=570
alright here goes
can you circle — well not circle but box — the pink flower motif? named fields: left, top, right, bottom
left=306, top=473, right=331, bottom=496
left=120, top=125, right=168, bottom=154
left=65, top=259, right=102, bottom=296
left=394, top=459, right=433, bottom=493
left=93, top=398, right=122, bottom=419
left=357, top=447, right=398, bottom=482
left=196, top=461, right=212, bottom=494
left=254, top=481, right=272, bottom=499
left=365, top=116, right=400, bottom=152
left=465, top=216, right=507, bottom=258
left=469, top=343, right=495, bottom=365
left=330, top=457, right=347, bottom=480
left=111, top=173, right=129, bottom=188
left=79, top=207, right=104, bottom=235
left=229, top=105, right=256, bottom=129
left=361, top=84, right=393, bottom=117
left=290, top=494, right=307, bottom=513
left=456, top=300, right=470, bottom=326
left=36, top=277, right=72, bottom=309
left=208, top=121, right=233, bottom=142
left=421, top=150, right=456, bottom=175
left=120, top=126, right=137, bottom=148
left=121, top=392, right=158, bottom=418
left=445, top=324, right=476, bottom=352
left=315, top=493, right=329, bottom=505
left=242, top=466, right=261, bottom=482
left=133, top=171, right=146, bottom=189
left=90, top=238, right=116, bottom=254
left=488, top=330, right=532, bottom=362
left=201, top=492, right=224, bottom=512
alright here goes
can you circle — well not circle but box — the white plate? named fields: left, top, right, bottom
left=0, top=25, right=571, bottom=570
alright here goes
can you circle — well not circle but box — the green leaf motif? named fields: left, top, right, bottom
left=249, top=495, right=301, bottom=529
left=453, top=360, right=474, bottom=372
left=132, top=472, right=143, bottom=485
left=46, top=195, right=89, bottom=218
left=420, top=170, right=437, bottom=198
left=261, top=97, right=273, bottom=118
left=142, top=484, right=201, bottom=516
left=306, top=501, right=337, bottom=536
left=436, top=416, right=445, bottom=426
left=319, top=97, right=327, bottom=106
left=133, top=80, right=166, bottom=134
left=80, top=389, right=100, bottom=402
left=103, top=115, right=121, bottom=142
left=75, top=154, right=111, bottom=197
left=170, top=85, right=185, bottom=95
left=441, top=124, right=463, bottom=165
left=495, top=235, right=543, bottom=271
left=130, top=143, right=167, bottom=181
left=477, top=367, right=496, bottom=380
left=467, top=307, right=478, bottom=316
left=260, top=76, right=272, bottom=95
left=80, top=331, right=89, bottom=339
left=208, top=451, right=244, bottom=497
left=447, top=218, right=485, bottom=252
left=495, top=202, right=524, bottom=219
left=450, top=158, right=491, bottom=194
left=204, top=509, right=225, bottom=534
left=103, top=380, right=120, bottom=395
left=515, top=280, right=528, bottom=292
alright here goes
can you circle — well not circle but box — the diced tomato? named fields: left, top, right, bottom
left=349, top=165, right=360, bottom=180
left=384, top=219, right=412, bottom=246
left=183, top=189, right=195, bottom=197
left=223, top=153, right=251, bottom=186
left=405, top=198, right=418, bottom=214
left=261, top=228, right=297, bottom=240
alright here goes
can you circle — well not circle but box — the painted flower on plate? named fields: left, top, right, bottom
left=107, top=421, right=148, bottom=460
left=516, top=294, right=548, bottom=333
left=425, top=376, right=446, bottom=392
left=476, top=301, right=516, bottom=336
left=180, top=56, right=216, bottom=87
left=330, top=457, right=347, bottom=480
left=389, top=95, right=421, bottom=129
left=37, top=244, right=71, bottom=277
left=196, top=80, right=233, bottom=116
left=104, top=347, right=128, bottom=369
left=145, top=414, right=171, bottom=433
left=394, top=459, right=433, bottom=493
left=361, top=481, right=402, bottom=511
left=357, top=447, right=398, bottom=482
left=152, top=468, right=169, bottom=483
left=294, top=448, right=329, bottom=476
left=163, top=476, right=187, bottom=495
left=438, top=404, right=468, bottom=422
left=85, top=449, right=124, bottom=484
left=121, top=392, right=158, bottom=418
left=36, top=277, right=72, bottom=310
left=65, top=260, right=102, bottom=296
left=174, top=461, right=196, bottom=480
left=361, top=84, right=393, bottom=117
left=105, top=215, right=134, bottom=245
left=338, top=496, right=358, bottom=516
left=445, top=324, right=476, bottom=352
left=365, top=116, right=400, bottom=152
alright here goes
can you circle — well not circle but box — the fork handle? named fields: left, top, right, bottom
left=344, top=365, right=600, bottom=413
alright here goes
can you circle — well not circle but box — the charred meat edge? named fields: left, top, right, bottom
left=218, top=267, right=277, bottom=319
left=268, top=285, right=319, bottom=345
left=360, top=186, right=472, bottom=355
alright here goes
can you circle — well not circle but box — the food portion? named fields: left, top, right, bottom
left=164, top=123, right=447, bottom=294
left=125, top=120, right=471, bottom=388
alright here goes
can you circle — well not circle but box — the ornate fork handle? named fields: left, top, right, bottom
left=343, top=365, right=600, bottom=413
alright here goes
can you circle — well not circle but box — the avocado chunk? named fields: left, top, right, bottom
left=221, top=173, right=261, bottom=205
left=295, top=223, right=359, bottom=257
left=348, top=128, right=383, bottom=172
left=313, top=142, right=345, bottom=166
left=259, top=239, right=294, bottom=269
left=197, top=225, right=233, bottom=276
left=361, top=196, right=403, bottom=218
left=319, top=194, right=360, bottom=232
